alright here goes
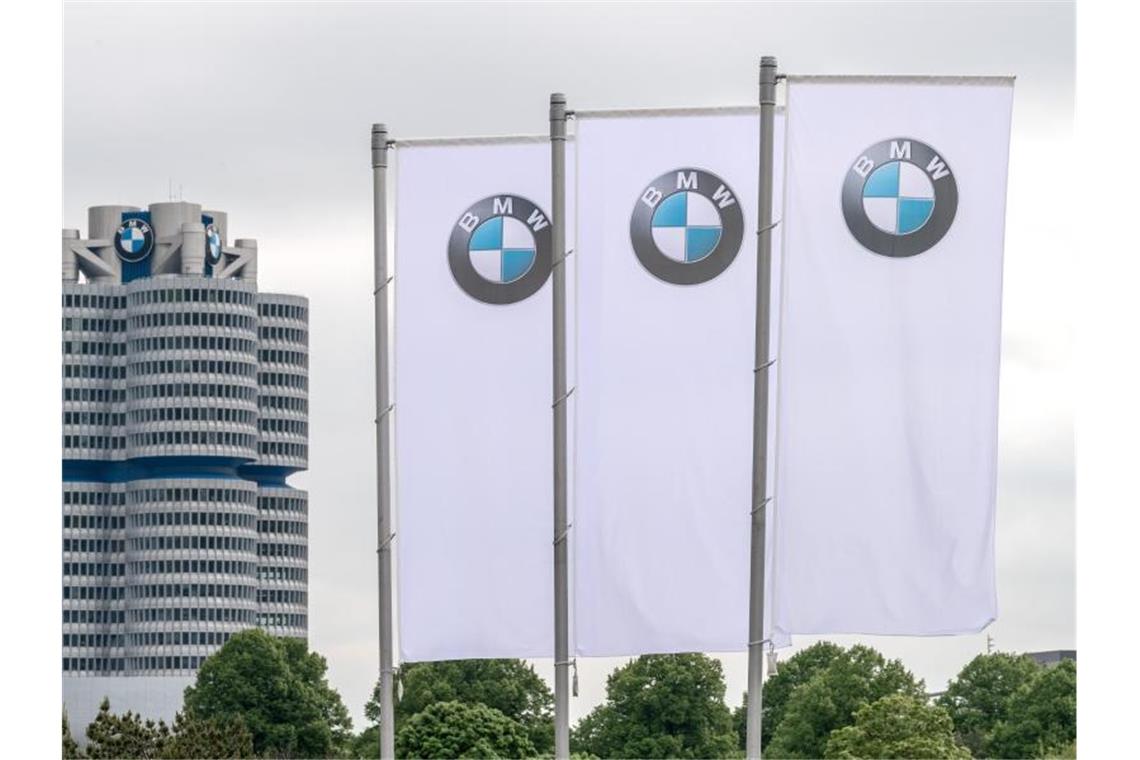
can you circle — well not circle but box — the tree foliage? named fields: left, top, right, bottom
left=367, top=659, right=554, bottom=754
left=824, top=694, right=971, bottom=759
left=84, top=698, right=170, bottom=759
left=63, top=710, right=85, bottom=759
left=571, top=653, right=738, bottom=759
left=394, top=700, right=537, bottom=759
left=936, top=652, right=1041, bottom=756
left=986, top=660, right=1076, bottom=759
left=182, top=629, right=352, bottom=758
left=765, top=644, right=925, bottom=759
left=161, top=711, right=254, bottom=759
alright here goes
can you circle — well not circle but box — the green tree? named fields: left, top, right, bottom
left=731, top=641, right=848, bottom=750
left=394, top=701, right=536, bottom=759
left=351, top=724, right=381, bottom=759
left=182, top=629, right=353, bottom=758
left=824, top=693, right=971, bottom=759
left=571, top=653, right=738, bottom=759
left=63, top=710, right=85, bottom=759
left=937, top=652, right=1041, bottom=756
left=766, top=644, right=925, bottom=759
left=987, top=660, right=1076, bottom=759
left=366, top=659, right=554, bottom=753
left=160, top=712, right=255, bottom=759
left=84, top=697, right=170, bottom=759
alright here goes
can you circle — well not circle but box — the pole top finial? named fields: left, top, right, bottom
left=550, top=93, right=566, bottom=105
left=761, top=56, right=777, bottom=67
left=372, top=123, right=388, bottom=134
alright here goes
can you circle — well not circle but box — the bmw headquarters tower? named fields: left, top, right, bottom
left=61, top=202, right=309, bottom=732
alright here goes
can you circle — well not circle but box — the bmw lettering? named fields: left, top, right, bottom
left=449, top=195, right=554, bottom=305
left=630, top=168, right=744, bottom=285
left=841, top=138, right=958, bottom=258
left=113, top=218, right=155, bottom=263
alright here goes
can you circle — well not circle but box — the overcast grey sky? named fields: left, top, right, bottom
left=64, top=1, right=1074, bottom=728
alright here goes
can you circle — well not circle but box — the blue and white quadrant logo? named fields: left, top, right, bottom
left=449, top=195, right=553, bottom=305
left=205, top=224, right=223, bottom=266
left=650, top=191, right=723, bottom=263
left=842, top=138, right=958, bottom=258
left=113, top=218, right=155, bottom=263
left=630, top=168, right=744, bottom=285
left=467, top=215, right=537, bottom=284
left=861, top=161, right=935, bottom=235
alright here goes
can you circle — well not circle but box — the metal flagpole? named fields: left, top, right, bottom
left=746, top=55, right=779, bottom=760
left=549, top=93, right=572, bottom=760
left=370, top=123, right=396, bottom=760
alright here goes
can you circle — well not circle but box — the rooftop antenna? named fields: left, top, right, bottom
left=986, top=634, right=995, bottom=654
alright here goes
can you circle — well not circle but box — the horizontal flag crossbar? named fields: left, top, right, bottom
left=785, top=74, right=1015, bottom=85
left=575, top=104, right=767, bottom=119
left=392, top=134, right=551, bottom=148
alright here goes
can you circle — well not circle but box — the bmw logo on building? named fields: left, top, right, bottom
left=205, top=224, right=223, bottom=266
left=449, top=195, right=553, bottom=305
left=630, top=168, right=744, bottom=285
left=113, top=218, right=155, bottom=263
left=842, top=138, right=958, bottom=258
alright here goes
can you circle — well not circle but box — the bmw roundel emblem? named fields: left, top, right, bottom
left=842, top=138, right=958, bottom=258
left=205, top=224, right=223, bottom=266
left=449, top=195, right=553, bottom=305
left=113, top=218, right=155, bottom=263
left=630, top=168, right=744, bottom=285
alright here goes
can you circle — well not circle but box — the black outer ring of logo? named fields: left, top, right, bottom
left=841, top=138, right=958, bottom=258
left=629, top=167, right=745, bottom=286
left=205, top=224, right=223, bottom=266
left=113, top=219, right=155, bottom=263
left=448, top=195, right=553, bottom=305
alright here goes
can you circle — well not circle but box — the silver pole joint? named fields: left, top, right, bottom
left=552, top=386, right=575, bottom=409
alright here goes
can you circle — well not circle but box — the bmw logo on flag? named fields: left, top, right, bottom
left=630, top=168, right=744, bottom=285
left=449, top=195, right=553, bottom=305
left=205, top=224, right=223, bottom=266
left=113, top=218, right=155, bottom=263
left=842, top=138, right=958, bottom=258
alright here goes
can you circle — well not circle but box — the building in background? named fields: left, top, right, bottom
left=61, top=202, right=309, bottom=735
left=1027, top=649, right=1076, bottom=667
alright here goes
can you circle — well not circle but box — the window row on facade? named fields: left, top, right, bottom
left=128, top=405, right=256, bottom=426
left=257, top=589, right=307, bottom=605
left=258, top=348, right=309, bottom=368
left=63, top=608, right=125, bottom=624
left=129, top=583, right=257, bottom=601
left=258, top=418, right=308, bottom=436
left=256, top=372, right=308, bottom=390
left=63, top=411, right=126, bottom=426
left=63, top=364, right=125, bottom=380
left=259, top=326, right=307, bottom=343
left=63, top=633, right=124, bottom=648
left=257, top=565, right=307, bottom=582
left=64, top=538, right=125, bottom=553
left=63, top=387, right=126, bottom=403
left=258, top=495, right=307, bottom=514
left=130, top=312, right=256, bottom=330
left=258, top=441, right=309, bottom=459
left=129, top=486, right=255, bottom=505
left=63, top=340, right=126, bottom=356
left=63, top=657, right=126, bottom=673
left=130, top=511, right=256, bottom=529
left=129, top=335, right=257, bottom=354
left=63, top=434, right=125, bottom=450
left=257, top=519, right=308, bottom=537
left=63, top=585, right=124, bottom=601
left=63, top=490, right=125, bottom=506
left=259, top=395, right=308, bottom=414
left=128, top=287, right=255, bottom=307
left=63, top=514, right=125, bottom=530
left=256, top=612, right=307, bottom=629
left=129, top=358, right=257, bottom=378
left=63, top=293, right=127, bottom=310
left=127, top=430, right=257, bottom=450
left=128, top=382, right=256, bottom=402
left=64, top=562, right=124, bottom=577
left=258, top=302, right=307, bottom=321
left=130, top=559, right=257, bottom=577
left=128, top=535, right=256, bottom=552
left=128, top=607, right=256, bottom=624
left=62, top=316, right=128, bottom=332
left=257, top=542, right=307, bottom=559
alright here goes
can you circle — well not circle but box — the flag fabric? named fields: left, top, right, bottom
left=394, top=138, right=562, bottom=661
left=573, top=110, right=785, bottom=656
left=771, top=77, right=1014, bottom=637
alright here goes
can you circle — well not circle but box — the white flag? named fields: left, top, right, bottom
left=574, top=110, right=785, bottom=656
left=395, top=139, right=558, bottom=661
left=772, top=77, right=1014, bottom=637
